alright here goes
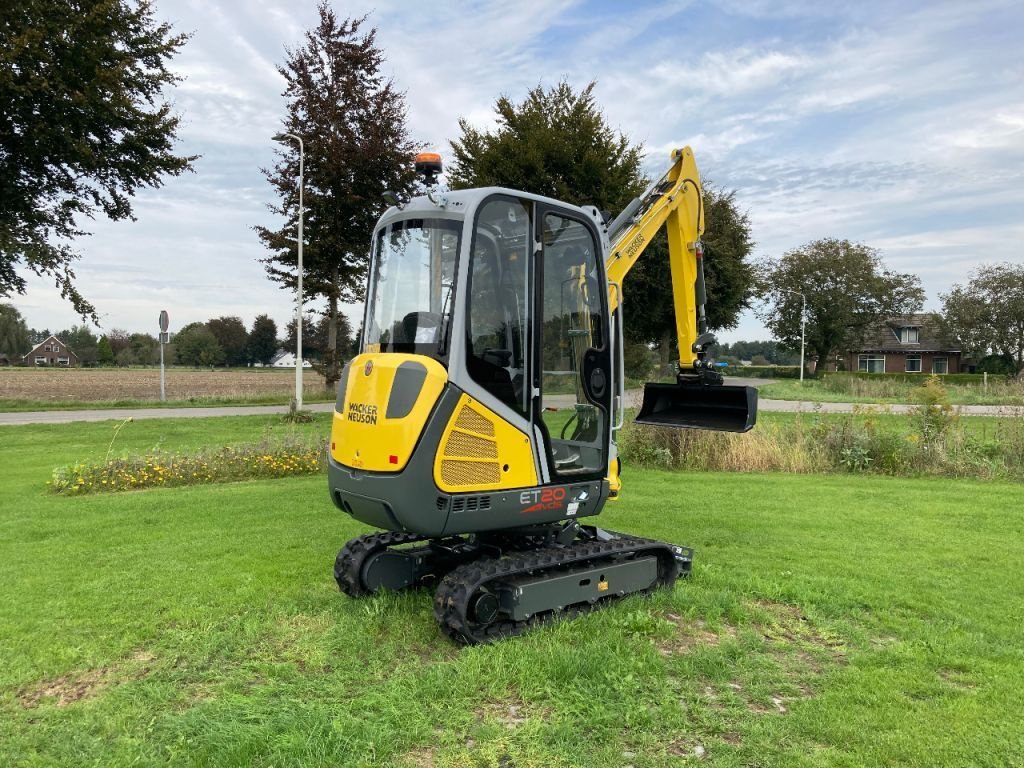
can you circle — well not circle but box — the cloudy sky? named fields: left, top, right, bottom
left=15, top=0, right=1024, bottom=342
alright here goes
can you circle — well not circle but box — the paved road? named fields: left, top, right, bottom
left=3, top=381, right=1022, bottom=425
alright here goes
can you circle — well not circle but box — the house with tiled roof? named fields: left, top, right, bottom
left=845, top=314, right=960, bottom=374
left=23, top=335, right=79, bottom=367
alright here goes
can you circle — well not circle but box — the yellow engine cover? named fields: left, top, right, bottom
left=433, top=394, right=538, bottom=493
left=330, top=353, right=447, bottom=472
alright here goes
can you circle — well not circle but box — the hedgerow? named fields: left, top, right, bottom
left=50, top=437, right=325, bottom=494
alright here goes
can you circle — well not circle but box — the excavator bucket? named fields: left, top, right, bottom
left=634, top=382, right=757, bottom=432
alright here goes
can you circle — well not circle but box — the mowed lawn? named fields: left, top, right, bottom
left=1, top=416, right=1023, bottom=767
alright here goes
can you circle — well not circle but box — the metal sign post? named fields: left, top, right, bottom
left=158, top=310, right=169, bottom=402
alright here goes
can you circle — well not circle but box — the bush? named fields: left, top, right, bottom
left=51, top=436, right=325, bottom=494
left=623, top=342, right=655, bottom=381
left=616, top=406, right=1024, bottom=482
left=726, top=365, right=804, bottom=379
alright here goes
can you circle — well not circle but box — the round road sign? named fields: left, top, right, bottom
left=159, top=310, right=169, bottom=332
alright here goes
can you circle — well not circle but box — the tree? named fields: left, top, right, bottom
left=248, top=314, right=279, bottom=366
left=448, top=81, right=755, bottom=366
left=96, top=335, right=114, bottom=366
left=941, top=263, right=1024, bottom=376
left=0, top=303, right=30, bottom=358
left=756, top=238, right=924, bottom=372
left=206, top=316, right=248, bottom=367
left=106, top=328, right=132, bottom=360
left=256, top=6, right=416, bottom=390
left=59, top=324, right=99, bottom=366
left=174, top=323, right=223, bottom=367
left=450, top=81, right=645, bottom=210
left=0, top=0, right=196, bottom=318
left=118, top=332, right=159, bottom=366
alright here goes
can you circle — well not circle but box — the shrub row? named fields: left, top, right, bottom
left=725, top=365, right=804, bottom=379
left=51, top=437, right=326, bottom=494
left=618, top=378, right=1024, bottom=480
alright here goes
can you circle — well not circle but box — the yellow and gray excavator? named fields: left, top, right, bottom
left=327, top=148, right=756, bottom=643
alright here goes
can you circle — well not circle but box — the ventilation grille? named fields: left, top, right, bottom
left=441, top=460, right=501, bottom=486
left=444, top=430, right=498, bottom=459
left=440, top=402, right=502, bottom=488
left=454, top=406, right=494, bottom=436
left=451, top=495, right=492, bottom=513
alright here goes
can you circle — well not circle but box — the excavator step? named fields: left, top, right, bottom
left=634, top=382, right=757, bottom=432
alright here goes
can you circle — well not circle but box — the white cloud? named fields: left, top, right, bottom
left=12, top=0, right=1024, bottom=352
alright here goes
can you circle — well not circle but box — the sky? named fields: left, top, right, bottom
left=13, top=0, right=1024, bottom=343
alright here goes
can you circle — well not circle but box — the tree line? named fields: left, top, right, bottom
left=3, top=2, right=1022, bottom=381
left=0, top=306, right=356, bottom=369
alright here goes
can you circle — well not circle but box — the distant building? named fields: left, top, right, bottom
left=846, top=314, right=961, bottom=374
left=269, top=349, right=313, bottom=368
left=23, top=335, right=79, bottom=367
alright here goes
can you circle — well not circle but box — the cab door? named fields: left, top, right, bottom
left=533, top=207, right=611, bottom=481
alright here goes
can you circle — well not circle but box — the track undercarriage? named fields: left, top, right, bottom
left=334, top=524, right=693, bottom=644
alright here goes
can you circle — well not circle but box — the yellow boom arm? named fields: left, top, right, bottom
left=604, top=147, right=705, bottom=371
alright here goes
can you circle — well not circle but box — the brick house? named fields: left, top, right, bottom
left=846, top=314, right=961, bottom=374
left=23, top=335, right=79, bottom=367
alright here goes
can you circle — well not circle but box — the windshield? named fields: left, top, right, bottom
left=364, top=218, right=461, bottom=357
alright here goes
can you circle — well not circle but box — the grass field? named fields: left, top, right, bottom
left=2, top=415, right=1023, bottom=766
left=759, top=376, right=1024, bottom=406
left=0, top=368, right=335, bottom=411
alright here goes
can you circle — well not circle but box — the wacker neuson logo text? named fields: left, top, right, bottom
left=347, top=402, right=378, bottom=425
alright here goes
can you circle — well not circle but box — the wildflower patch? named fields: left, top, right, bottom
left=50, top=438, right=325, bottom=494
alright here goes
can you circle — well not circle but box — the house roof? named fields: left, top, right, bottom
left=23, top=335, right=79, bottom=360
left=849, top=313, right=960, bottom=354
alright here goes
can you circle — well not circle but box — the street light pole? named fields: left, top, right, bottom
left=781, top=289, right=807, bottom=383
left=274, top=132, right=304, bottom=410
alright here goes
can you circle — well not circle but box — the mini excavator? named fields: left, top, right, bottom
left=327, top=148, right=757, bottom=644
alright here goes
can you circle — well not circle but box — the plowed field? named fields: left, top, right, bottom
left=0, top=368, right=326, bottom=403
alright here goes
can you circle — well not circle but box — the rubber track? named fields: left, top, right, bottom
left=433, top=534, right=681, bottom=645
left=334, top=530, right=426, bottom=597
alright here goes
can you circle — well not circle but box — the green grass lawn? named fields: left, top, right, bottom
left=759, top=378, right=1024, bottom=406
left=0, top=392, right=336, bottom=413
left=2, top=416, right=1023, bottom=766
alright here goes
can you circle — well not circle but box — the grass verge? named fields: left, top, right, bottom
left=1, top=414, right=1023, bottom=765
left=760, top=374, right=1024, bottom=406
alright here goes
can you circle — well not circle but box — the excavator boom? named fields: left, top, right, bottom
left=604, top=147, right=756, bottom=432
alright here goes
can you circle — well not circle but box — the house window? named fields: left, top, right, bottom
left=44, top=344, right=52, bottom=352
left=933, top=357, right=948, bottom=374
left=57, top=357, right=70, bottom=366
left=858, top=354, right=885, bottom=373
left=35, top=356, right=47, bottom=365
left=906, top=355, right=922, bottom=373
left=899, top=327, right=919, bottom=343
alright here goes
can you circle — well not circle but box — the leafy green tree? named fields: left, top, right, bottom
left=448, top=81, right=754, bottom=366
left=206, top=316, right=248, bottom=367
left=120, top=332, right=159, bottom=366
left=941, top=263, right=1024, bottom=376
left=450, top=81, right=644, bottom=211
left=248, top=314, right=279, bottom=366
left=29, top=328, right=51, bottom=345
left=174, top=323, right=224, bottom=367
left=0, top=303, right=30, bottom=359
left=59, top=324, right=99, bottom=366
left=755, top=238, right=924, bottom=372
left=257, top=6, right=416, bottom=389
left=106, top=328, right=132, bottom=360
left=0, top=0, right=196, bottom=318
left=96, top=335, right=114, bottom=366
